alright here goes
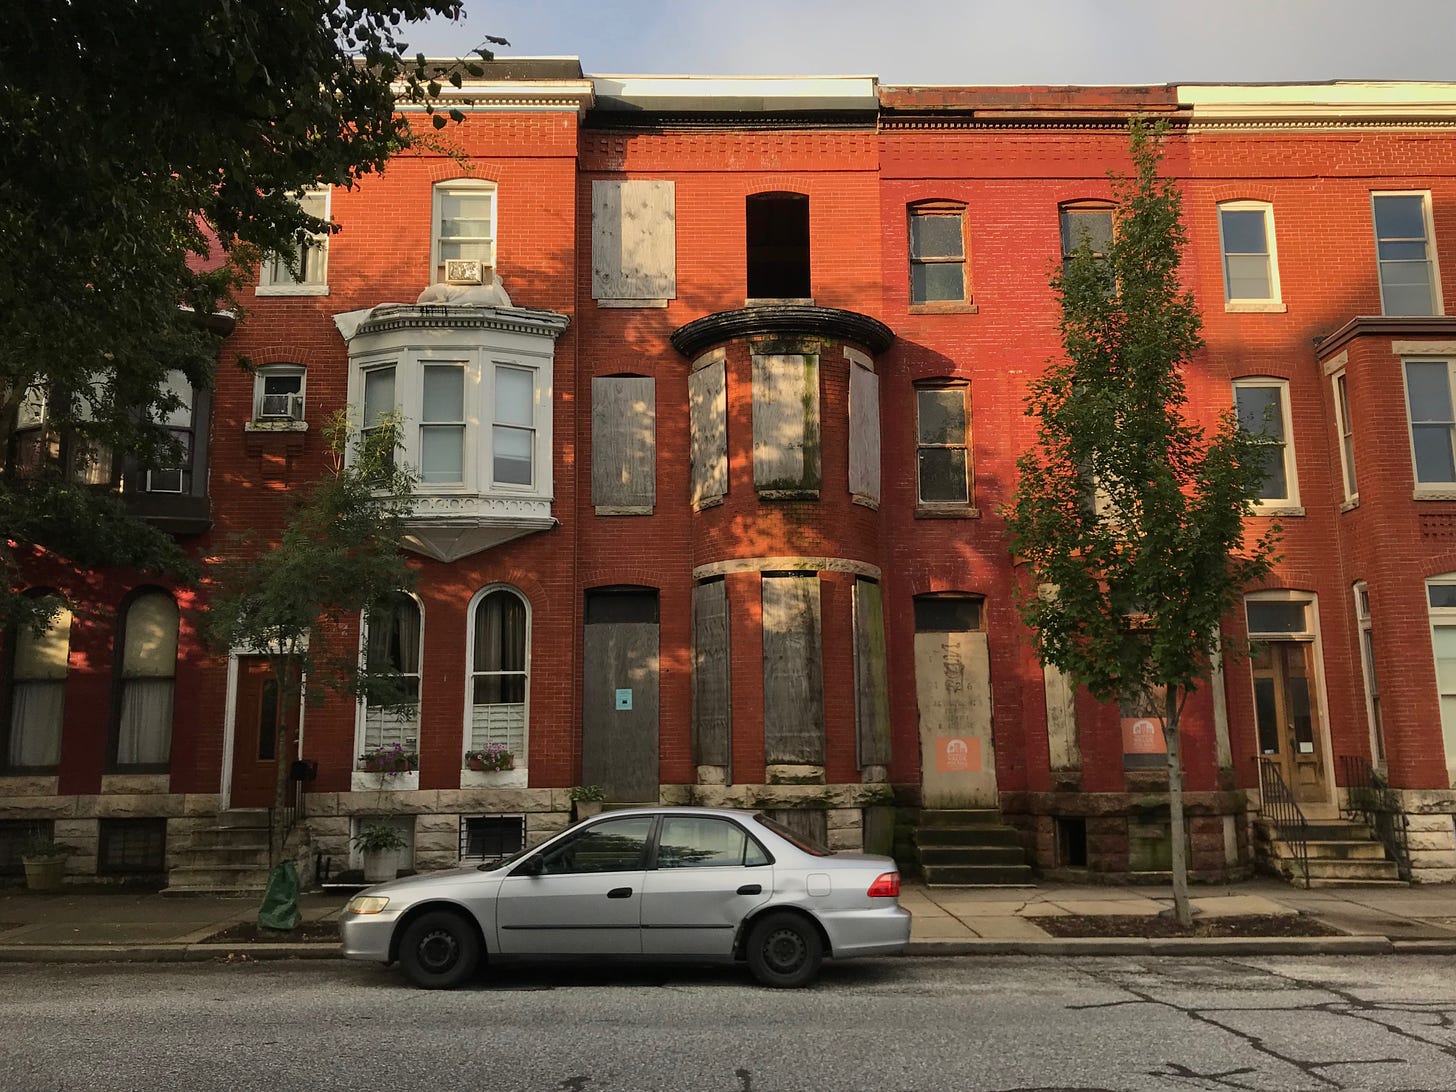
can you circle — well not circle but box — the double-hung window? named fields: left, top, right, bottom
left=1404, top=358, right=1456, bottom=488
left=1426, top=577, right=1456, bottom=778
left=908, top=204, right=968, bottom=307
left=1218, top=201, right=1281, bottom=309
left=420, top=365, right=466, bottom=485
left=1332, top=371, right=1357, bottom=502
left=1233, top=377, right=1298, bottom=509
left=258, top=187, right=329, bottom=294
left=492, top=365, right=535, bottom=487
left=252, top=365, right=306, bottom=423
left=433, top=180, right=496, bottom=283
left=915, top=383, right=972, bottom=508
left=1059, top=204, right=1114, bottom=286
left=146, top=371, right=194, bottom=494
left=1373, top=193, right=1440, bottom=316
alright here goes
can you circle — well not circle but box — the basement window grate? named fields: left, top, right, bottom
left=460, top=815, right=525, bottom=864
left=98, top=818, right=167, bottom=875
left=0, top=821, right=49, bottom=876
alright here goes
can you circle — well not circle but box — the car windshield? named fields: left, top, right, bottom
left=753, top=813, right=831, bottom=857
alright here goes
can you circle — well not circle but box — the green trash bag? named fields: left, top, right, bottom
left=257, top=861, right=301, bottom=932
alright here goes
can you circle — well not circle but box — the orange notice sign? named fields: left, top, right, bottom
left=1121, top=716, right=1166, bottom=755
left=936, top=736, right=982, bottom=773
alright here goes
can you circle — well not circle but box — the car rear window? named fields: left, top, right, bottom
left=753, top=813, right=831, bottom=857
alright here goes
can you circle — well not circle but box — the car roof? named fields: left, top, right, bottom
left=581, top=805, right=762, bottom=820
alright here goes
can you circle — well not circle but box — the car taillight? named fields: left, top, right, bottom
left=867, top=871, right=900, bottom=898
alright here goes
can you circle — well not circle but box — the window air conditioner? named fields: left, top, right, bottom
left=444, top=259, right=484, bottom=285
left=260, top=393, right=305, bottom=420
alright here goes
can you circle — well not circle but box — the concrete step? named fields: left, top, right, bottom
left=1292, top=857, right=1403, bottom=883
left=915, top=826, right=1024, bottom=848
left=162, top=865, right=271, bottom=895
left=215, top=809, right=271, bottom=829
left=1261, top=819, right=1374, bottom=842
left=919, top=809, right=1004, bottom=828
left=172, top=845, right=271, bottom=867
left=923, top=863, right=1036, bottom=886
left=1306, top=877, right=1410, bottom=889
left=917, top=845, right=1028, bottom=867
left=180, top=828, right=271, bottom=850
left=1280, top=840, right=1390, bottom=861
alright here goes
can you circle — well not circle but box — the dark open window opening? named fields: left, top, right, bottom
left=98, top=818, right=167, bottom=875
left=746, top=193, right=810, bottom=299
left=1055, top=816, right=1088, bottom=867
left=584, top=585, right=660, bottom=625
left=913, top=594, right=983, bottom=634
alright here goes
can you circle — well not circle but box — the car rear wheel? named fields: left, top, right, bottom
left=399, top=910, right=480, bottom=990
left=746, top=911, right=823, bottom=988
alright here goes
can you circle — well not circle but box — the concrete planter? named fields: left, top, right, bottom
left=22, top=856, right=66, bottom=891
left=362, top=849, right=402, bottom=883
left=573, top=800, right=605, bottom=822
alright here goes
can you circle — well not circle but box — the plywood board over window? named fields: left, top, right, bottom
left=848, top=358, right=881, bottom=507
left=593, top=180, right=676, bottom=306
left=689, top=359, right=727, bottom=508
left=592, top=376, right=656, bottom=513
left=853, top=578, right=891, bottom=767
left=761, top=574, right=825, bottom=765
left=753, top=354, right=820, bottom=499
left=692, top=579, right=731, bottom=769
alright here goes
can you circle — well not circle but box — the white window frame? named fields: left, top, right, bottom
left=1402, top=357, right=1456, bottom=496
left=432, top=179, right=498, bottom=284
left=1425, top=574, right=1456, bottom=784
left=1217, top=200, right=1284, bottom=312
left=1372, top=191, right=1443, bottom=317
left=1352, top=581, right=1384, bottom=766
left=257, top=187, right=330, bottom=296
left=1331, top=370, right=1357, bottom=504
left=462, top=583, right=531, bottom=777
left=1233, top=376, right=1300, bottom=512
left=250, top=364, right=307, bottom=424
left=354, top=592, right=424, bottom=771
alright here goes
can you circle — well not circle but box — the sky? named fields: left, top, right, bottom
left=405, top=0, right=1456, bottom=86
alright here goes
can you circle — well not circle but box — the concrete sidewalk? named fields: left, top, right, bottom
left=1, top=880, right=1454, bottom=962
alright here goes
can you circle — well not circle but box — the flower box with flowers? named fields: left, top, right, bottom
left=353, top=744, right=420, bottom=791
left=463, top=744, right=514, bottom=773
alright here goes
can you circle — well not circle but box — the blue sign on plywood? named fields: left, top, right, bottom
left=615, top=688, right=633, bottom=710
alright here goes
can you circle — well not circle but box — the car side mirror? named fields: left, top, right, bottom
left=513, top=854, right=543, bottom=877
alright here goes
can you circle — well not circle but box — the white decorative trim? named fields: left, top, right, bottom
left=245, top=420, right=309, bottom=434
left=1225, top=301, right=1287, bottom=314
left=461, top=768, right=528, bottom=789
left=1393, top=341, right=1456, bottom=356
left=844, top=346, right=874, bottom=371
left=692, top=347, right=726, bottom=373
left=1415, top=488, right=1456, bottom=501
left=255, top=284, right=330, bottom=298
left=351, top=770, right=420, bottom=792
left=598, top=299, right=668, bottom=309
left=1321, top=350, right=1350, bottom=376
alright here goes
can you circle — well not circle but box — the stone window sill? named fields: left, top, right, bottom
left=1224, top=301, right=1287, bottom=314
left=1252, top=504, right=1304, bottom=518
left=909, top=301, right=979, bottom=315
left=916, top=503, right=979, bottom=519
left=245, top=420, right=309, bottom=433
left=255, top=284, right=330, bottom=297
left=595, top=504, right=654, bottom=516
left=1339, top=496, right=1360, bottom=513
left=1415, top=488, right=1456, bottom=501
left=596, top=298, right=669, bottom=309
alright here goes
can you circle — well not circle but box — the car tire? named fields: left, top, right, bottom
left=398, top=910, right=480, bottom=990
left=746, top=911, right=824, bottom=988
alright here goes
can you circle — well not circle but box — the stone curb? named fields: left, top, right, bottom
left=905, top=935, right=1395, bottom=957
left=0, top=943, right=340, bottom=963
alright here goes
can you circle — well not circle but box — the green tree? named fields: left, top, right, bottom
left=1005, top=120, right=1278, bottom=925
left=0, top=2, right=498, bottom=628
left=203, top=413, right=418, bottom=890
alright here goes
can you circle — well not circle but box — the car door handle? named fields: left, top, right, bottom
left=737, top=884, right=762, bottom=895
left=607, top=887, right=633, bottom=899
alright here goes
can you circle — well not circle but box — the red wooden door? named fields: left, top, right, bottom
left=231, top=657, right=283, bottom=808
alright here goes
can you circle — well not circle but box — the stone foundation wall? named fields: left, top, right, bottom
left=1391, top=790, right=1456, bottom=883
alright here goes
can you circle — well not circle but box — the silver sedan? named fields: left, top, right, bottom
left=340, top=806, right=911, bottom=989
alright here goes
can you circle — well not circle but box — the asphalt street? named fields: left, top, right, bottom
left=6, top=955, right=1456, bottom=1091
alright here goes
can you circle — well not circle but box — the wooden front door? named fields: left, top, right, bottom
left=1252, top=641, right=1328, bottom=804
left=231, top=657, right=284, bottom=808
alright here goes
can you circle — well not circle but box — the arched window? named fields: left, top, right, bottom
left=113, top=590, right=178, bottom=768
left=469, top=587, right=529, bottom=760
left=5, top=594, right=71, bottom=770
left=359, top=592, right=423, bottom=763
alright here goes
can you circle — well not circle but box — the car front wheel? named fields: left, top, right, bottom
left=746, top=911, right=824, bottom=988
left=398, top=910, right=480, bottom=989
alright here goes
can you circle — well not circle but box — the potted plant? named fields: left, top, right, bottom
left=21, top=830, right=75, bottom=892
left=463, top=743, right=514, bottom=772
left=357, top=743, right=418, bottom=781
left=352, top=821, right=410, bottom=883
left=570, top=784, right=606, bottom=821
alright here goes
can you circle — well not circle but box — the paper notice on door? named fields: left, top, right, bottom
left=936, top=736, right=982, bottom=773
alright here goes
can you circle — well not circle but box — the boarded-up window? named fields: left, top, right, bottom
left=753, top=354, right=820, bottom=498
left=848, top=358, right=880, bottom=506
left=689, top=359, right=727, bottom=508
left=761, top=574, right=824, bottom=764
left=692, top=579, right=731, bottom=768
left=1044, top=662, right=1079, bottom=771
left=592, top=376, right=656, bottom=512
left=853, top=578, right=891, bottom=767
left=592, top=180, right=676, bottom=303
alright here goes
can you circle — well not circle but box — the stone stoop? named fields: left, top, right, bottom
left=915, top=809, right=1035, bottom=887
left=163, top=810, right=273, bottom=896
left=1257, top=817, right=1406, bottom=887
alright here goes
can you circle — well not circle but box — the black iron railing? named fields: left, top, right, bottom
left=1258, top=757, right=1310, bottom=888
left=1339, top=754, right=1411, bottom=881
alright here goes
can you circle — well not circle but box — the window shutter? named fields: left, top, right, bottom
left=853, top=579, right=890, bottom=767
left=592, top=180, right=676, bottom=301
left=689, top=360, right=727, bottom=508
left=591, top=377, right=656, bottom=511
left=692, top=580, right=732, bottom=768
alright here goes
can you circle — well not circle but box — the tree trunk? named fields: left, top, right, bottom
left=1164, top=684, right=1192, bottom=926
left=269, top=656, right=297, bottom=866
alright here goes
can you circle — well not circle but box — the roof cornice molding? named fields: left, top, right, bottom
left=394, top=80, right=596, bottom=115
